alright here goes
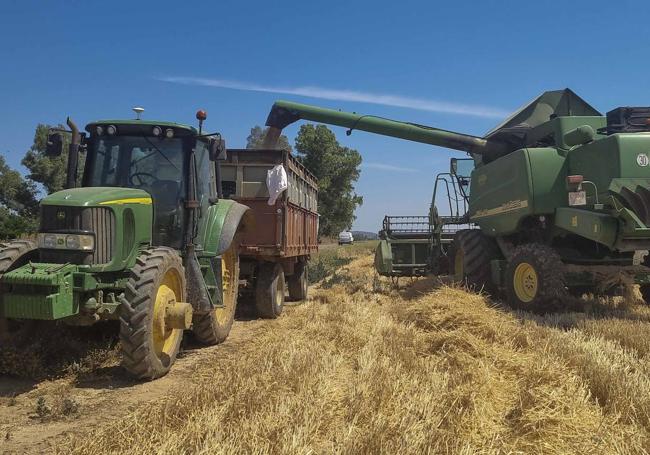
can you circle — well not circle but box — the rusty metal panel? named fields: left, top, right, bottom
left=224, top=149, right=318, bottom=259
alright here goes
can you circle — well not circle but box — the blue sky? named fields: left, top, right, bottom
left=1, top=0, right=649, bottom=231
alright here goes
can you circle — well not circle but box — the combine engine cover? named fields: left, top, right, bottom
left=606, top=107, right=650, bottom=134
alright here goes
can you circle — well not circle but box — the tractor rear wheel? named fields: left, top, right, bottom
left=0, top=240, right=38, bottom=341
left=192, top=244, right=240, bottom=345
left=119, top=247, right=187, bottom=380
left=450, top=229, right=498, bottom=292
left=255, top=262, right=285, bottom=318
left=288, top=261, right=308, bottom=301
left=505, top=243, right=567, bottom=311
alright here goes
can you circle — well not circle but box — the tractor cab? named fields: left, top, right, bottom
left=43, top=110, right=227, bottom=257
left=82, top=120, right=213, bottom=248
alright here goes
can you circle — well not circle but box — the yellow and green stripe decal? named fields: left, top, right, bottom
left=472, top=199, right=529, bottom=219
left=99, top=197, right=152, bottom=205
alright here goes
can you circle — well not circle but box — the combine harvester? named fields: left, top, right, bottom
left=264, top=90, right=650, bottom=309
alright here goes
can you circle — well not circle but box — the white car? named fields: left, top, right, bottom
left=338, top=231, right=354, bottom=245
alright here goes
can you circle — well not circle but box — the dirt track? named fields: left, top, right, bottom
left=3, top=244, right=650, bottom=454
left=0, top=317, right=267, bottom=453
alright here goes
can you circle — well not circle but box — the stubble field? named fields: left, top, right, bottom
left=2, top=241, right=650, bottom=454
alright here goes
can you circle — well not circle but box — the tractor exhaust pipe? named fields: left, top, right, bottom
left=65, top=117, right=81, bottom=189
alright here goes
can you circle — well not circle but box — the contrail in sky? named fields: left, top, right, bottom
left=157, top=76, right=509, bottom=119
left=363, top=162, right=419, bottom=173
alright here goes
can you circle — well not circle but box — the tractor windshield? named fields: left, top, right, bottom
left=85, top=136, right=184, bottom=189
left=84, top=135, right=186, bottom=248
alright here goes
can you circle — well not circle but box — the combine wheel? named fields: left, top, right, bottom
left=505, top=243, right=567, bottom=311
left=640, top=256, right=650, bottom=304
left=192, top=244, right=240, bottom=345
left=0, top=240, right=38, bottom=341
left=288, top=261, right=308, bottom=301
left=255, top=262, right=285, bottom=318
left=450, top=229, right=499, bottom=292
left=641, top=287, right=650, bottom=305
left=119, top=247, right=187, bottom=380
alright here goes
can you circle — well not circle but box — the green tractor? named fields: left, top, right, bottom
left=264, top=90, right=650, bottom=309
left=0, top=109, right=252, bottom=379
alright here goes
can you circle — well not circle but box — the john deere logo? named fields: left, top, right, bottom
left=637, top=153, right=649, bottom=167
left=57, top=211, right=66, bottom=220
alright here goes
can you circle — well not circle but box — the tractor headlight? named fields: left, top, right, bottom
left=38, top=233, right=94, bottom=251
left=65, top=235, right=80, bottom=249
left=41, top=234, right=58, bottom=249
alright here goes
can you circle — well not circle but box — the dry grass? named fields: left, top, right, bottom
left=54, top=245, right=650, bottom=454
left=0, top=322, right=120, bottom=380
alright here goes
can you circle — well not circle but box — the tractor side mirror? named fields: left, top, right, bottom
left=209, top=138, right=227, bottom=161
left=46, top=132, right=64, bottom=157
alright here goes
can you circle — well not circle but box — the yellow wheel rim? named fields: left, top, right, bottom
left=513, top=262, right=538, bottom=303
left=454, top=248, right=464, bottom=281
left=214, top=246, right=238, bottom=325
left=152, top=269, right=184, bottom=359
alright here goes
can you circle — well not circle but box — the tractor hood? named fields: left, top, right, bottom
left=41, top=187, right=152, bottom=207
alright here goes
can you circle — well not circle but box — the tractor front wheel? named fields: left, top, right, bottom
left=192, top=245, right=240, bottom=345
left=0, top=240, right=38, bottom=342
left=255, top=262, right=285, bottom=318
left=505, top=243, right=567, bottom=311
left=119, top=247, right=187, bottom=380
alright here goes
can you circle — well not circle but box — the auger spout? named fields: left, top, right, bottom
left=263, top=100, right=508, bottom=155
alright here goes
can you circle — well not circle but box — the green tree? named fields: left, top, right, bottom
left=0, top=155, right=39, bottom=239
left=294, top=124, right=363, bottom=237
left=246, top=125, right=292, bottom=152
left=21, top=123, right=70, bottom=194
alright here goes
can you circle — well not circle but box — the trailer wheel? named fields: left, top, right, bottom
left=450, top=230, right=498, bottom=292
left=288, top=261, right=308, bottom=301
left=505, top=243, right=567, bottom=311
left=255, top=263, right=285, bottom=318
left=192, top=244, right=240, bottom=345
left=0, top=240, right=38, bottom=341
left=119, top=247, right=186, bottom=380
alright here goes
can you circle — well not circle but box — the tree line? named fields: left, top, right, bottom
left=0, top=123, right=362, bottom=239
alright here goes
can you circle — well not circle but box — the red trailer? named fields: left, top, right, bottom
left=221, top=148, right=318, bottom=318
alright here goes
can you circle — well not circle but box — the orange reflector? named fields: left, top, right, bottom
left=567, top=175, right=584, bottom=184
left=196, top=110, right=207, bottom=121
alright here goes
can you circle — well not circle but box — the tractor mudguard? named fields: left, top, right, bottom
left=217, top=202, right=254, bottom=255
left=201, top=200, right=254, bottom=256
left=187, top=200, right=253, bottom=314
